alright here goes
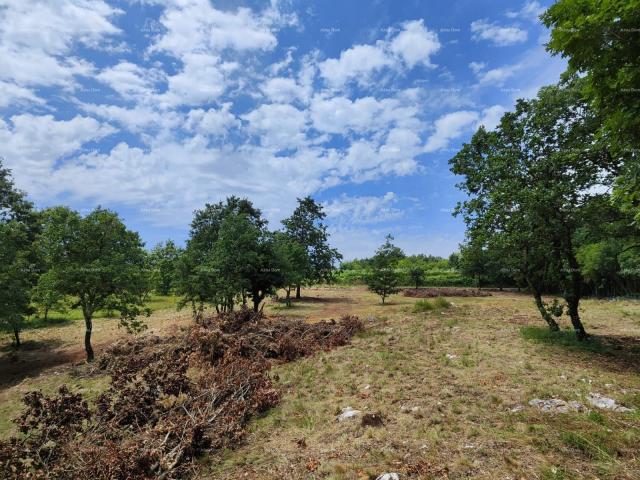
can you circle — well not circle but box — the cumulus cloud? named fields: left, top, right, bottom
left=424, top=111, right=480, bottom=152
left=324, top=192, right=403, bottom=224
left=0, top=0, right=120, bottom=100
left=471, top=20, right=528, bottom=46
left=319, top=20, right=440, bottom=88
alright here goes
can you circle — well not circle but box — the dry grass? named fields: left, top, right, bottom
left=2, top=287, right=640, bottom=479
left=206, top=288, right=640, bottom=479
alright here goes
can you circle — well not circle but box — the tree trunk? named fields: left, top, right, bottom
left=295, top=284, right=301, bottom=299
left=13, top=328, right=20, bottom=348
left=528, top=279, right=560, bottom=331
left=44, top=307, right=49, bottom=322
left=83, top=311, right=94, bottom=362
left=285, top=287, right=291, bottom=307
left=252, top=292, right=262, bottom=312
left=566, top=296, right=587, bottom=340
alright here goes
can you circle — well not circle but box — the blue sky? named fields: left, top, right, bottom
left=0, top=0, right=565, bottom=259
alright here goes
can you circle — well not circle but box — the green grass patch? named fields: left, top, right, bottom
left=413, top=300, right=435, bottom=312
left=560, top=430, right=614, bottom=460
left=520, top=326, right=611, bottom=354
left=433, top=297, right=452, bottom=309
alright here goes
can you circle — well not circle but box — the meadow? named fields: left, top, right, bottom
left=1, top=287, right=638, bottom=479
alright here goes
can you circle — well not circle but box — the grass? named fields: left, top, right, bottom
left=412, top=296, right=452, bottom=313
left=520, top=325, right=611, bottom=354
left=2, top=287, right=640, bottom=479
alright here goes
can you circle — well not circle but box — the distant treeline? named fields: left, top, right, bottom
left=336, top=254, right=471, bottom=287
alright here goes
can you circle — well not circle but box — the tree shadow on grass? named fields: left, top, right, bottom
left=0, top=338, right=77, bottom=389
left=520, top=326, right=640, bottom=373
left=22, top=316, right=74, bottom=331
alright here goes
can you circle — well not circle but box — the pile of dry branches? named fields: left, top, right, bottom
left=0, top=309, right=363, bottom=479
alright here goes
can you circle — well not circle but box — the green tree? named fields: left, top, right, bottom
left=282, top=197, right=342, bottom=298
left=543, top=0, right=640, bottom=223
left=176, top=197, right=265, bottom=317
left=450, top=79, right=609, bottom=339
left=148, top=240, right=181, bottom=295
left=408, top=266, right=425, bottom=290
left=365, top=235, right=403, bottom=304
left=0, top=162, right=40, bottom=347
left=31, top=271, right=67, bottom=321
left=45, top=207, right=150, bottom=361
left=273, top=232, right=309, bottom=306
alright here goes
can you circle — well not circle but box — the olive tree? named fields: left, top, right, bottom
left=365, top=235, right=404, bottom=304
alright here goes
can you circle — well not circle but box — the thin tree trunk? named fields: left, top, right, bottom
left=295, top=284, right=301, bottom=299
left=83, top=306, right=94, bottom=362
left=566, top=296, right=587, bottom=340
left=252, top=293, right=262, bottom=312
left=44, top=307, right=49, bottom=322
left=285, top=287, right=291, bottom=307
left=13, top=328, right=20, bottom=348
left=528, top=279, right=560, bottom=331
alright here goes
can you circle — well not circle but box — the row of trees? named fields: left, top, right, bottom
left=175, top=196, right=341, bottom=318
left=450, top=0, right=640, bottom=340
left=0, top=163, right=341, bottom=360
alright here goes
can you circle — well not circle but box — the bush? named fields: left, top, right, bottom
left=433, top=297, right=452, bottom=309
left=413, top=300, right=435, bottom=312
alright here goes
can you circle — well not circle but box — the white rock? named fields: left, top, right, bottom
left=529, top=398, right=585, bottom=413
left=509, top=405, right=524, bottom=413
left=446, top=354, right=458, bottom=360
left=336, top=406, right=361, bottom=422
left=376, top=474, right=400, bottom=480
left=363, top=384, right=371, bottom=390
left=586, top=393, right=633, bottom=412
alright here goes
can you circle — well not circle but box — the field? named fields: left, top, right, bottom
left=1, top=287, right=640, bottom=479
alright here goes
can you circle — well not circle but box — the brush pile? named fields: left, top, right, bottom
left=0, top=309, right=363, bottom=479
left=402, top=287, right=491, bottom=298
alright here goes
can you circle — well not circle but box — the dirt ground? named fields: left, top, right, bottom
left=2, top=286, right=640, bottom=479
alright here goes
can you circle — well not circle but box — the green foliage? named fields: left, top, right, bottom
left=433, top=297, right=452, bottom=309
left=544, top=0, right=640, bottom=224
left=31, top=270, right=68, bottom=321
left=273, top=233, right=309, bottom=306
left=450, top=78, right=609, bottom=338
left=177, top=197, right=290, bottom=315
left=43, top=206, right=150, bottom=360
left=148, top=240, right=182, bottom=295
left=412, top=300, right=434, bottom=312
left=365, top=235, right=403, bottom=304
left=281, top=197, right=341, bottom=291
left=0, top=161, right=40, bottom=347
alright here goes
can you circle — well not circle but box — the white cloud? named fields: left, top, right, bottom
left=506, top=2, right=546, bottom=22
left=159, top=54, right=232, bottom=107
left=324, top=192, right=402, bottom=224
left=0, top=114, right=115, bottom=193
left=96, top=62, right=162, bottom=100
left=0, top=81, right=43, bottom=107
left=476, top=105, right=507, bottom=130
left=0, top=0, right=120, bottom=94
left=469, top=61, right=486, bottom=75
left=319, top=44, right=393, bottom=88
left=319, top=20, right=440, bottom=87
left=185, top=103, right=240, bottom=137
left=242, top=103, right=308, bottom=149
left=261, top=77, right=309, bottom=104
left=424, top=110, right=479, bottom=152
left=389, top=20, right=441, bottom=68
left=471, top=20, right=528, bottom=46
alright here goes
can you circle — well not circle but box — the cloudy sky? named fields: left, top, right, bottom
left=0, top=0, right=565, bottom=259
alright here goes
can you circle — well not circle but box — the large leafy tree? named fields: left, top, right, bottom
left=282, top=197, right=341, bottom=298
left=0, top=162, right=40, bottom=347
left=365, top=235, right=404, bottom=304
left=450, top=79, right=612, bottom=339
left=176, top=197, right=264, bottom=317
left=45, top=207, right=150, bottom=361
left=543, top=0, right=640, bottom=223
